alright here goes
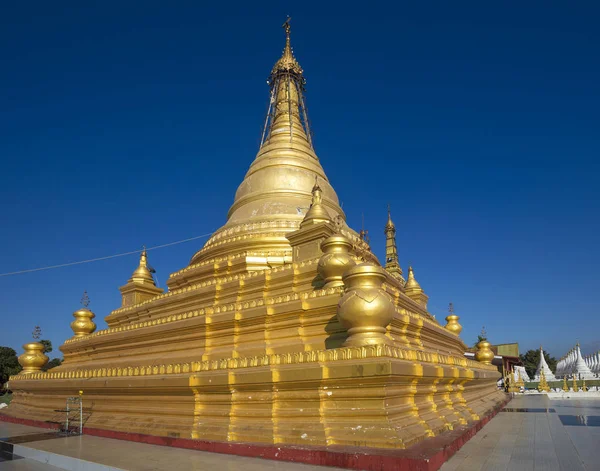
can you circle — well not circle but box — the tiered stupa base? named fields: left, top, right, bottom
left=6, top=344, right=503, bottom=449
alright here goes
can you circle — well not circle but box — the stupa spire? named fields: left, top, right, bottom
left=405, top=266, right=421, bottom=290
left=120, top=247, right=163, bottom=307
left=271, top=17, right=303, bottom=76
left=404, top=266, right=428, bottom=307
left=262, top=16, right=311, bottom=147
left=384, top=205, right=403, bottom=281
left=300, top=178, right=331, bottom=227
left=189, top=19, right=347, bottom=267
left=129, top=247, right=156, bottom=285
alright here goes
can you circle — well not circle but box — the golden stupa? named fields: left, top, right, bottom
left=6, top=20, right=504, bottom=450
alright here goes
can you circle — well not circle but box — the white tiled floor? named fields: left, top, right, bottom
left=441, top=394, right=600, bottom=471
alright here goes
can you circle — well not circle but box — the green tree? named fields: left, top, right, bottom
left=43, top=358, right=62, bottom=371
left=40, top=340, right=52, bottom=354
left=520, top=349, right=558, bottom=379
left=0, top=347, right=22, bottom=386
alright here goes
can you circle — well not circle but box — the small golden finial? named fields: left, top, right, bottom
left=444, top=302, right=462, bottom=336
left=385, top=203, right=395, bottom=231
left=311, top=177, right=322, bottom=205
left=19, top=328, right=48, bottom=374
left=129, top=246, right=156, bottom=285
left=359, top=213, right=370, bottom=244
left=81, top=291, right=90, bottom=308
left=32, top=325, right=41, bottom=340
left=299, top=175, right=330, bottom=227
left=405, top=266, right=421, bottom=290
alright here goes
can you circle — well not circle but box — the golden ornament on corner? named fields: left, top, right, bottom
left=337, top=263, right=395, bottom=347
left=475, top=339, right=494, bottom=365
left=444, top=315, right=462, bottom=336
left=18, top=342, right=49, bottom=375
left=317, top=235, right=356, bottom=288
left=71, top=307, right=97, bottom=337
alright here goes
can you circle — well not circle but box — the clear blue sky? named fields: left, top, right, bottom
left=1, top=2, right=598, bottom=360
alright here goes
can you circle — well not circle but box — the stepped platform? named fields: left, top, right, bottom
left=2, top=396, right=509, bottom=471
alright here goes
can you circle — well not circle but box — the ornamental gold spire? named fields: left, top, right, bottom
left=404, top=266, right=428, bottom=307
left=120, top=248, right=163, bottom=307
left=405, top=266, right=421, bottom=290
left=262, top=16, right=310, bottom=148
left=129, top=247, right=156, bottom=285
left=384, top=205, right=403, bottom=281
left=271, top=17, right=303, bottom=76
left=189, top=19, right=347, bottom=268
left=300, top=178, right=331, bottom=227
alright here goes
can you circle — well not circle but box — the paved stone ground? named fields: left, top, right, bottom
left=441, top=394, right=600, bottom=471
left=0, top=422, right=343, bottom=471
left=3, top=395, right=600, bottom=471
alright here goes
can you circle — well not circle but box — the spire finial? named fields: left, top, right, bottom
left=32, top=325, right=41, bottom=340
left=128, top=247, right=156, bottom=285
left=299, top=175, right=330, bottom=227
left=81, top=291, right=90, bottom=308
left=272, top=16, right=303, bottom=76
left=282, top=16, right=292, bottom=60
left=283, top=16, right=291, bottom=36
left=359, top=213, right=370, bottom=244
left=448, top=302, right=454, bottom=314
left=385, top=204, right=395, bottom=231
left=383, top=205, right=402, bottom=280
left=311, top=177, right=322, bottom=205
left=405, top=266, right=421, bottom=290
left=140, top=246, right=148, bottom=267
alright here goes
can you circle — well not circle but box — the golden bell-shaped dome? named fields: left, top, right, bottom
left=475, top=339, right=494, bottom=365
left=18, top=342, right=49, bottom=374
left=317, top=235, right=356, bottom=288
left=71, top=308, right=96, bottom=337
left=337, top=263, right=395, bottom=347
left=445, top=315, right=462, bottom=336
left=444, top=303, right=462, bottom=336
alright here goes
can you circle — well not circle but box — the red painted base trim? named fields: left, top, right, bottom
left=1, top=397, right=510, bottom=471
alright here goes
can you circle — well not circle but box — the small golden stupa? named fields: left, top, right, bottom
left=5, top=20, right=504, bottom=450
left=537, top=369, right=550, bottom=393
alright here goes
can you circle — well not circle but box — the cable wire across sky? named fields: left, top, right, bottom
left=0, top=232, right=214, bottom=277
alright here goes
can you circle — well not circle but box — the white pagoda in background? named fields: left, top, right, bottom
left=583, top=351, right=600, bottom=375
left=555, top=343, right=596, bottom=380
left=534, top=346, right=556, bottom=382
